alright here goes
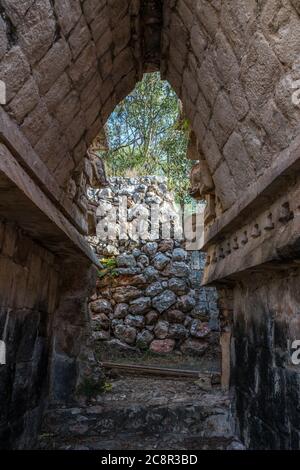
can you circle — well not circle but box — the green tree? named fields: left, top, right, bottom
left=100, top=72, right=192, bottom=204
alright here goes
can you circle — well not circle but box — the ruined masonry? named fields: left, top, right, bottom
left=0, top=0, right=300, bottom=450
left=88, top=176, right=220, bottom=357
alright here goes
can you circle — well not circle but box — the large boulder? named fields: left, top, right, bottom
left=144, top=266, right=159, bottom=282
left=153, top=252, right=170, bottom=271
left=158, top=239, right=174, bottom=252
left=114, top=324, right=137, bottom=345
left=180, top=338, right=209, bottom=357
left=145, top=310, right=159, bottom=325
left=125, top=314, right=145, bottom=329
left=92, top=313, right=110, bottom=331
left=129, top=297, right=151, bottom=315
left=136, top=330, right=154, bottom=349
left=152, top=290, right=177, bottom=313
left=145, top=281, right=164, bottom=297
left=167, top=309, right=186, bottom=324
left=117, top=253, right=137, bottom=268
left=164, top=261, right=190, bottom=278
left=113, top=303, right=129, bottom=319
left=172, top=248, right=188, bottom=261
left=142, top=242, right=158, bottom=257
left=154, top=320, right=169, bottom=339
left=168, top=278, right=189, bottom=295
left=90, top=299, right=113, bottom=315
left=150, top=339, right=175, bottom=354
left=177, top=294, right=196, bottom=312
left=190, top=320, right=210, bottom=338
left=113, top=286, right=142, bottom=303
left=168, top=324, right=188, bottom=340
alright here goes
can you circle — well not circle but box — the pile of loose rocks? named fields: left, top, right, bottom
left=88, top=177, right=219, bottom=356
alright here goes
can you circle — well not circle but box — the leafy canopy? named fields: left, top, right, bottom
left=100, top=72, right=192, bottom=204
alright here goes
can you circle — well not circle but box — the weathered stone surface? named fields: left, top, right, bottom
left=145, top=281, right=163, bottom=298
left=113, top=287, right=142, bottom=303
left=114, top=324, right=137, bottom=345
left=172, top=248, right=187, bottom=261
left=152, top=290, right=177, bottom=313
left=154, top=321, right=170, bottom=340
left=168, top=278, right=189, bottom=295
left=153, top=252, right=170, bottom=271
left=142, top=242, right=158, bottom=257
left=180, top=338, right=209, bottom=357
left=190, top=320, right=210, bottom=339
left=145, top=310, right=159, bottom=325
left=177, top=294, right=196, bottom=313
left=136, top=330, right=154, bottom=349
left=150, top=339, right=175, bottom=354
left=90, top=299, right=112, bottom=315
left=0, top=46, right=30, bottom=102
left=129, top=297, right=151, bottom=315
left=125, top=314, right=145, bottom=329
left=168, top=324, right=188, bottom=340
left=117, top=253, right=137, bottom=268
left=167, top=309, right=186, bottom=324
left=113, top=303, right=128, bottom=319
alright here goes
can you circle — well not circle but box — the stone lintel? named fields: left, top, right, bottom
left=202, top=134, right=300, bottom=286
left=202, top=134, right=300, bottom=251
left=0, top=143, right=99, bottom=266
left=0, top=107, right=88, bottom=235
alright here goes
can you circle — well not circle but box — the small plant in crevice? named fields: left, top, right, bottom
left=97, top=257, right=119, bottom=282
left=77, top=377, right=113, bottom=400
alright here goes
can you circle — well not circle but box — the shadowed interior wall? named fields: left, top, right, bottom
left=0, top=218, right=59, bottom=449
left=232, top=271, right=300, bottom=449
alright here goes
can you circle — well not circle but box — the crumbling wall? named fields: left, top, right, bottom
left=88, top=177, right=220, bottom=359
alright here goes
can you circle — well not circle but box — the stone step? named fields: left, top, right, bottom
left=38, top=432, right=243, bottom=451
left=37, top=377, right=243, bottom=450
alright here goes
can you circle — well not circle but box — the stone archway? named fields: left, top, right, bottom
left=1, top=0, right=300, bottom=449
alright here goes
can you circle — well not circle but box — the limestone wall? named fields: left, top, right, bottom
left=2, top=0, right=300, bottom=231
left=88, top=177, right=219, bottom=358
left=232, top=271, right=300, bottom=450
left=0, top=218, right=59, bottom=449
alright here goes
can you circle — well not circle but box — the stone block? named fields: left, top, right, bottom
left=201, top=130, right=223, bottom=174
left=45, top=73, right=71, bottom=114
left=54, top=0, right=82, bottom=36
left=220, top=0, right=257, bottom=60
left=150, top=339, right=175, bottom=354
left=83, top=0, right=106, bottom=24
left=21, top=100, right=52, bottom=147
left=212, top=159, right=237, bottom=210
left=210, top=91, right=237, bottom=148
left=0, top=17, right=8, bottom=60
left=198, top=54, right=221, bottom=107
left=69, top=15, right=91, bottom=60
left=16, top=0, right=56, bottom=65
left=261, top=0, right=300, bottom=67
left=195, top=0, right=219, bottom=39
left=68, top=43, right=98, bottom=90
left=241, top=32, right=282, bottom=111
left=223, top=131, right=255, bottom=191
left=112, top=15, right=131, bottom=55
left=7, top=77, right=40, bottom=124
left=0, top=46, right=30, bottom=103
left=34, top=39, right=71, bottom=94
left=54, top=91, right=81, bottom=129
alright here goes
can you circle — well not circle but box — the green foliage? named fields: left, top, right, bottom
left=99, top=72, right=192, bottom=204
left=97, top=257, right=119, bottom=280
left=77, top=378, right=112, bottom=399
